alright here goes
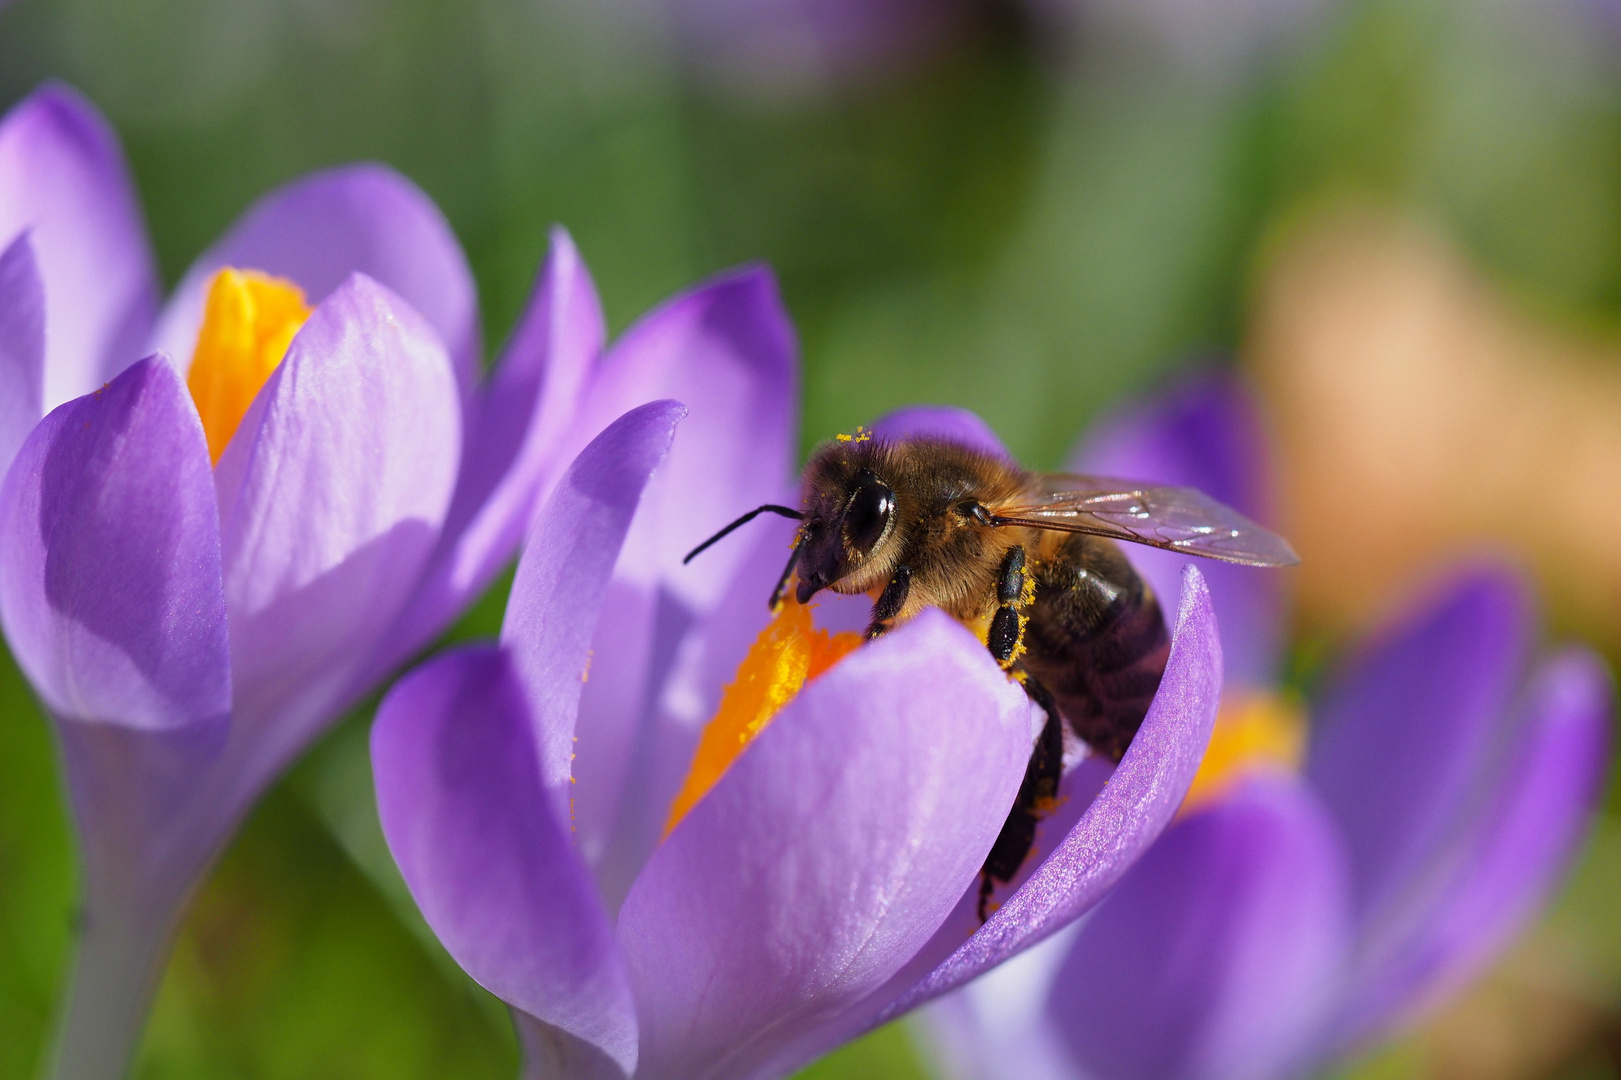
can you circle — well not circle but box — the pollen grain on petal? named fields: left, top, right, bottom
left=1180, top=690, right=1306, bottom=813
left=664, top=594, right=860, bottom=835
left=187, top=268, right=311, bottom=463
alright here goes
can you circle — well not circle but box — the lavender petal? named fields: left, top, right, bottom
left=501, top=399, right=686, bottom=809
left=618, top=610, right=1031, bottom=1080
left=1326, top=647, right=1614, bottom=1053
left=372, top=646, right=637, bottom=1077
left=877, top=564, right=1222, bottom=1018
left=562, top=268, right=799, bottom=900
left=0, top=231, right=45, bottom=474
left=214, top=274, right=460, bottom=730
left=577, top=514, right=802, bottom=912
left=1049, top=777, right=1352, bottom=1080
left=375, top=228, right=608, bottom=671
left=739, top=565, right=1222, bottom=1080
left=1071, top=370, right=1285, bottom=688
left=152, top=164, right=480, bottom=390
left=565, top=265, right=799, bottom=610
left=0, top=356, right=228, bottom=731
left=514, top=1008, right=633, bottom=1080
left=1305, top=564, right=1534, bottom=934
left=0, top=83, right=159, bottom=408
left=869, top=405, right=1012, bottom=459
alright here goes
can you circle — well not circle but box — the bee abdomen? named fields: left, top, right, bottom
left=1018, top=536, right=1170, bottom=762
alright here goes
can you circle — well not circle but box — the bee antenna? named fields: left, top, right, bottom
left=683, top=504, right=803, bottom=564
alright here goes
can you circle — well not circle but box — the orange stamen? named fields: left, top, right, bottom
left=1181, top=690, right=1306, bottom=813
left=665, top=595, right=861, bottom=834
left=187, top=268, right=311, bottom=463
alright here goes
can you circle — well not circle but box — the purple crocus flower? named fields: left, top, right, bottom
left=0, top=82, right=780, bottom=1079
left=921, top=373, right=1614, bottom=1080
left=370, top=310, right=1230, bottom=1077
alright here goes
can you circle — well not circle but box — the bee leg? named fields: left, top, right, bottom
left=767, top=539, right=802, bottom=611
left=865, top=565, right=912, bottom=640
left=987, top=545, right=1029, bottom=670
left=978, top=675, right=1064, bottom=922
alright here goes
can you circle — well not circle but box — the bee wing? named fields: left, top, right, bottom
left=989, top=474, right=1299, bottom=567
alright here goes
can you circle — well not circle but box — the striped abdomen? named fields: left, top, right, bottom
left=1017, top=534, right=1170, bottom=762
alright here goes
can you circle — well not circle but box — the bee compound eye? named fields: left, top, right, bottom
left=844, top=480, right=895, bottom=556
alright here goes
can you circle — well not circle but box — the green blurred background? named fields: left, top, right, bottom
left=4, top=0, right=1621, bottom=1076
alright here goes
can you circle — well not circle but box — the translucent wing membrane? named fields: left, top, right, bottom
left=989, top=474, right=1299, bottom=567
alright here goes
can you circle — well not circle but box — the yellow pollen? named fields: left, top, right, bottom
left=665, top=594, right=862, bottom=834
left=1181, top=690, right=1306, bottom=813
left=187, top=268, right=311, bottom=464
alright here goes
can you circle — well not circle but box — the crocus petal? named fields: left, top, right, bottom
left=562, top=268, right=798, bottom=899
left=819, top=759, right=1114, bottom=1080
left=1325, top=647, right=1613, bottom=1053
left=0, top=83, right=159, bottom=407
left=566, top=265, right=798, bottom=610
left=0, top=231, right=45, bottom=472
left=152, top=164, right=480, bottom=391
left=877, top=564, right=1222, bottom=1019
left=214, top=274, right=460, bottom=728
left=618, top=610, right=1032, bottom=1080
left=871, top=752, right=1114, bottom=996
left=869, top=405, right=1012, bottom=459
left=741, top=568, right=1219, bottom=1080
left=374, top=399, right=684, bottom=1080
left=515, top=1009, right=633, bottom=1080
left=1304, top=564, right=1533, bottom=932
left=372, top=646, right=638, bottom=1078
left=917, top=928, right=1089, bottom=1080
left=501, top=399, right=686, bottom=805
left=1071, top=370, right=1285, bottom=688
left=54, top=711, right=229, bottom=909
left=0, top=357, right=229, bottom=1078
left=1075, top=371, right=1269, bottom=528
left=0, top=356, right=229, bottom=730
left=577, top=515, right=800, bottom=912
left=372, top=227, right=608, bottom=672
left=1048, top=777, right=1352, bottom=1080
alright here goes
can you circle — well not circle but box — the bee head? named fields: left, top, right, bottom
left=796, top=442, right=897, bottom=603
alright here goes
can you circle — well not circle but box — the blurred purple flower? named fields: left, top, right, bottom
left=0, top=81, right=706, bottom=1078
left=370, top=356, right=1228, bottom=1074
left=923, top=373, right=1614, bottom=1080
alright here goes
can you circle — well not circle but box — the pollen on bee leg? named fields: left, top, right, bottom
left=1180, top=691, right=1306, bottom=813
left=187, top=268, right=311, bottom=464
left=1003, top=615, right=1029, bottom=669
left=664, top=593, right=862, bottom=835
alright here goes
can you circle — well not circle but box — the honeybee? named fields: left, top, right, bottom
left=685, top=433, right=1297, bottom=919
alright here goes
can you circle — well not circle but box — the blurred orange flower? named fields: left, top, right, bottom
left=1247, top=207, right=1621, bottom=657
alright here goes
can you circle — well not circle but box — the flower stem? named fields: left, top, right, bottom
left=47, top=904, right=172, bottom=1080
